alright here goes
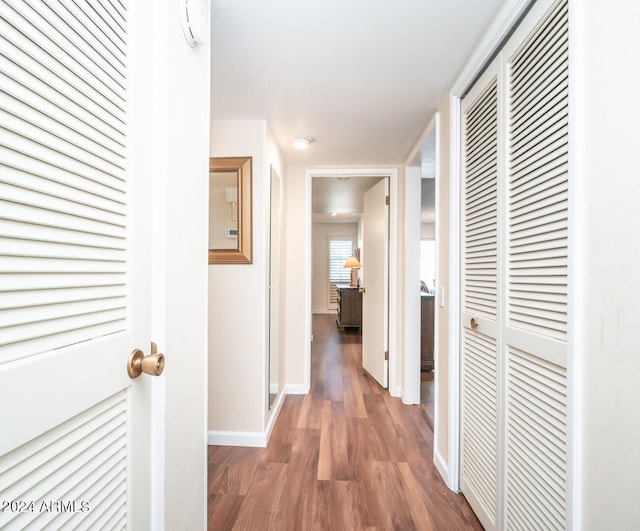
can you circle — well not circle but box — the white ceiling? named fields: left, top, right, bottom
left=312, top=176, right=382, bottom=223
left=210, top=0, right=507, bottom=212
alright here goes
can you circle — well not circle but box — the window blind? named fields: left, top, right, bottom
left=328, top=238, right=353, bottom=305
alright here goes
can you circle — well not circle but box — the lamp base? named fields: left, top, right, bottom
left=349, top=268, right=357, bottom=287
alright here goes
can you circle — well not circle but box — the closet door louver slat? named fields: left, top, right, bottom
left=0, top=392, right=128, bottom=530
left=507, top=0, right=569, bottom=341
left=463, top=80, right=498, bottom=321
left=0, top=0, right=129, bottom=365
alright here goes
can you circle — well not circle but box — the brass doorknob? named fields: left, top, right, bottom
left=127, top=343, right=165, bottom=379
left=470, top=318, right=478, bottom=330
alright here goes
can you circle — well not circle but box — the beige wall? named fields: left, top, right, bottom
left=208, top=120, right=269, bottom=437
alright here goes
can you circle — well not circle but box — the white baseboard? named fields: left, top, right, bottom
left=285, top=383, right=308, bottom=395
left=207, top=430, right=267, bottom=448
left=312, top=309, right=336, bottom=315
left=393, top=385, right=404, bottom=402
left=434, top=447, right=458, bottom=492
left=265, top=390, right=286, bottom=441
left=208, top=384, right=307, bottom=448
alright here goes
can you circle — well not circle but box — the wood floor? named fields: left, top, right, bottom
left=207, top=314, right=482, bottom=530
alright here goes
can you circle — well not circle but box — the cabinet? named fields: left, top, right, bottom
left=421, top=294, right=434, bottom=371
left=336, top=284, right=362, bottom=329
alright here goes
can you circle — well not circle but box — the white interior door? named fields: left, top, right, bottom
left=361, top=178, right=389, bottom=388
left=0, top=1, right=156, bottom=528
left=459, top=58, right=502, bottom=531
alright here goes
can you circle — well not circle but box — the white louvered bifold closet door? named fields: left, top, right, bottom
left=460, top=62, right=501, bottom=531
left=504, top=0, right=569, bottom=528
left=459, top=0, right=569, bottom=529
left=0, top=1, right=154, bottom=529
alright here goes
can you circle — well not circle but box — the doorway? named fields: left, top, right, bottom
left=406, top=122, right=438, bottom=424
left=305, top=168, right=399, bottom=395
left=419, top=224, right=436, bottom=424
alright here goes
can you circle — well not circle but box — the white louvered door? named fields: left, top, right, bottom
left=460, top=0, right=569, bottom=529
left=460, top=58, right=502, bottom=531
left=503, top=0, right=568, bottom=528
left=0, top=1, right=155, bottom=529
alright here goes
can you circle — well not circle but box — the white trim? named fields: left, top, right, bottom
left=402, top=111, right=438, bottom=406
left=304, top=172, right=313, bottom=394
left=446, top=0, right=536, bottom=494
left=312, top=310, right=336, bottom=315
left=388, top=171, right=400, bottom=397
left=567, top=1, right=582, bottom=528
left=305, top=168, right=399, bottom=395
left=207, top=430, right=267, bottom=448
left=446, top=92, right=462, bottom=492
left=432, top=110, right=442, bottom=474
left=402, top=165, right=422, bottom=405
left=286, top=383, right=309, bottom=395
left=265, top=389, right=286, bottom=439
left=434, top=446, right=452, bottom=492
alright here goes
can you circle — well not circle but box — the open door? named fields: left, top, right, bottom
left=0, top=1, right=158, bottom=527
left=361, top=178, right=389, bottom=387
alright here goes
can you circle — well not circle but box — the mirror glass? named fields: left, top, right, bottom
left=269, top=165, right=281, bottom=408
left=209, top=170, right=239, bottom=250
left=208, top=157, right=252, bottom=264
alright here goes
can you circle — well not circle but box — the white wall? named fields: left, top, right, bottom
left=208, top=120, right=268, bottom=439
left=312, top=222, right=359, bottom=313
left=573, top=2, right=640, bottom=528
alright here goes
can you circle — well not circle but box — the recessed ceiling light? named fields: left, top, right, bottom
left=292, top=137, right=315, bottom=150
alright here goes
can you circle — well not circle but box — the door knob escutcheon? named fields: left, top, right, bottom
left=128, top=343, right=165, bottom=379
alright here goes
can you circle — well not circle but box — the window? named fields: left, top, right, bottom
left=328, top=238, right=354, bottom=307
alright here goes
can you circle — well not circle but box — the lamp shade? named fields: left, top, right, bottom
left=343, top=256, right=362, bottom=269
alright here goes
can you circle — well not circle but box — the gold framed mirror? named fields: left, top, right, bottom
left=208, top=156, right=252, bottom=264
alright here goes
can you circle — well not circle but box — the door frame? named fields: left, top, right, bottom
left=403, top=114, right=440, bottom=408
left=304, top=168, right=399, bottom=396
left=144, top=0, right=211, bottom=527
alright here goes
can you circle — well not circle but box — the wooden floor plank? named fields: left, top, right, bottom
left=207, top=314, right=482, bottom=530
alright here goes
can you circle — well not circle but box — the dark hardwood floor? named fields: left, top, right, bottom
left=208, top=313, right=482, bottom=530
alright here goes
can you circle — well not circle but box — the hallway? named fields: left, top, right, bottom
left=207, top=314, right=482, bottom=530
